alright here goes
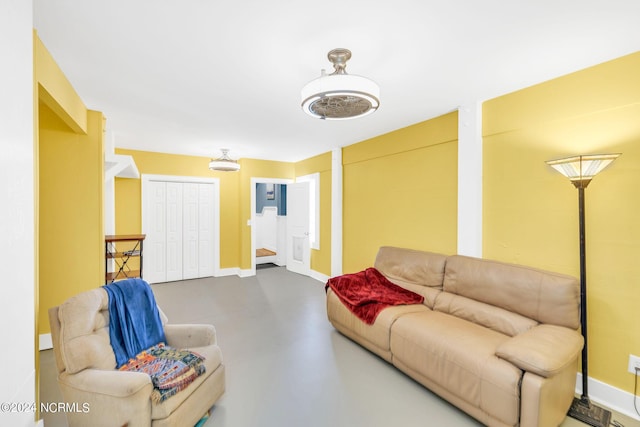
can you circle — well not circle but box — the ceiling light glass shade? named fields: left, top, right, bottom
left=301, top=73, right=380, bottom=120
left=209, top=149, right=240, bottom=172
left=546, top=153, right=620, bottom=187
left=301, top=48, right=380, bottom=120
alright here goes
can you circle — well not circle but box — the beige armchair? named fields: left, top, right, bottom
left=48, top=287, right=225, bottom=427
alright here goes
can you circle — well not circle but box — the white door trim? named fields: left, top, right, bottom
left=250, top=177, right=293, bottom=276
left=141, top=174, right=221, bottom=280
left=285, top=181, right=311, bottom=276
left=295, top=173, right=320, bottom=250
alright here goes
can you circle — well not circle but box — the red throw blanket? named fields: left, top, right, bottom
left=325, top=267, right=424, bottom=325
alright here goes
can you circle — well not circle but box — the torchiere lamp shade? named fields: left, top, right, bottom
left=546, top=154, right=620, bottom=187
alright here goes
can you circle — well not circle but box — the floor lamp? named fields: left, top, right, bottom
left=546, top=153, right=620, bottom=427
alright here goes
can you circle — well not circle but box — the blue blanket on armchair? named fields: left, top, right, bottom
left=103, top=278, right=166, bottom=368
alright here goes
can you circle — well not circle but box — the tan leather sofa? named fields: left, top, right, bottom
left=48, top=287, right=225, bottom=427
left=326, top=246, right=583, bottom=427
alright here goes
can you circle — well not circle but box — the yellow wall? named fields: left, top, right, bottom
left=115, top=149, right=242, bottom=269
left=113, top=150, right=338, bottom=275
left=35, top=35, right=86, bottom=134
left=38, top=104, right=104, bottom=334
left=295, top=152, right=332, bottom=276
left=114, top=150, right=295, bottom=271
left=483, top=51, right=640, bottom=394
left=36, top=34, right=104, bottom=335
left=342, top=112, right=459, bottom=273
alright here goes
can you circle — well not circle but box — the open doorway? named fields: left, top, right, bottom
left=250, top=178, right=292, bottom=274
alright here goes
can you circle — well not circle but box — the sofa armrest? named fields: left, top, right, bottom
left=164, top=323, right=217, bottom=348
left=59, top=368, right=151, bottom=397
left=57, top=368, right=153, bottom=426
left=496, top=324, right=583, bottom=378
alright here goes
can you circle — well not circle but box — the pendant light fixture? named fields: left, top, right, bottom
left=301, top=48, right=380, bottom=120
left=209, top=149, right=240, bottom=172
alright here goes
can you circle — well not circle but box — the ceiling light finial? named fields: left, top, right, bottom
left=328, top=48, right=351, bottom=74
left=209, top=148, right=240, bottom=172
left=301, top=48, right=380, bottom=120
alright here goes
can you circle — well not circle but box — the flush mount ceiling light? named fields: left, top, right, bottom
left=301, top=48, right=380, bottom=120
left=209, top=149, right=240, bottom=172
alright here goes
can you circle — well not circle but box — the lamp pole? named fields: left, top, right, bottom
left=576, top=182, right=589, bottom=402
left=546, top=153, right=620, bottom=427
left=566, top=179, right=611, bottom=427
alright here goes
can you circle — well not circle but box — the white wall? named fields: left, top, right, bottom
left=0, top=1, right=37, bottom=426
left=457, top=103, right=483, bottom=257
left=256, top=206, right=278, bottom=252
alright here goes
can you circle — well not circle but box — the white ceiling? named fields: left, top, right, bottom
left=33, top=1, right=640, bottom=163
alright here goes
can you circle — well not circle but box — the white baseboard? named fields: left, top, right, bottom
left=39, top=333, right=52, bottom=351
left=216, top=267, right=253, bottom=277
left=576, top=373, right=640, bottom=421
left=238, top=269, right=253, bottom=278
left=216, top=266, right=328, bottom=283
left=216, top=267, right=240, bottom=277
left=309, top=269, right=329, bottom=284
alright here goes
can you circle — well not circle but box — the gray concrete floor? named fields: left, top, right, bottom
left=39, top=266, right=639, bottom=426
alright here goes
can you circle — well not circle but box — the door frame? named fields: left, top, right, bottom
left=250, top=177, right=293, bottom=276
left=141, top=174, right=221, bottom=281
left=285, top=181, right=311, bottom=276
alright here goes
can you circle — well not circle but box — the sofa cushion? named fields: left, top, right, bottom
left=326, top=289, right=429, bottom=353
left=374, top=246, right=447, bottom=308
left=325, top=268, right=424, bottom=325
left=443, top=255, right=580, bottom=329
left=391, top=311, right=522, bottom=426
left=434, top=292, right=538, bottom=337
left=57, top=288, right=116, bottom=374
left=151, top=343, right=223, bottom=420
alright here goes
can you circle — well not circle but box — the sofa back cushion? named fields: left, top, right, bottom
left=434, top=292, right=539, bottom=337
left=57, top=288, right=116, bottom=374
left=442, top=255, right=580, bottom=329
left=374, top=246, right=447, bottom=308
left=56, top=287, right=170, bottom=374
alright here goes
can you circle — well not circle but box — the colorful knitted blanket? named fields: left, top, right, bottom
left=119, top=343, right=206, bottom=403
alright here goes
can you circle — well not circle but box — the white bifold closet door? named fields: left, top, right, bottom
left=166, top=182, right=183, bottom=282
left=146, top=180, right=215, bottom=283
